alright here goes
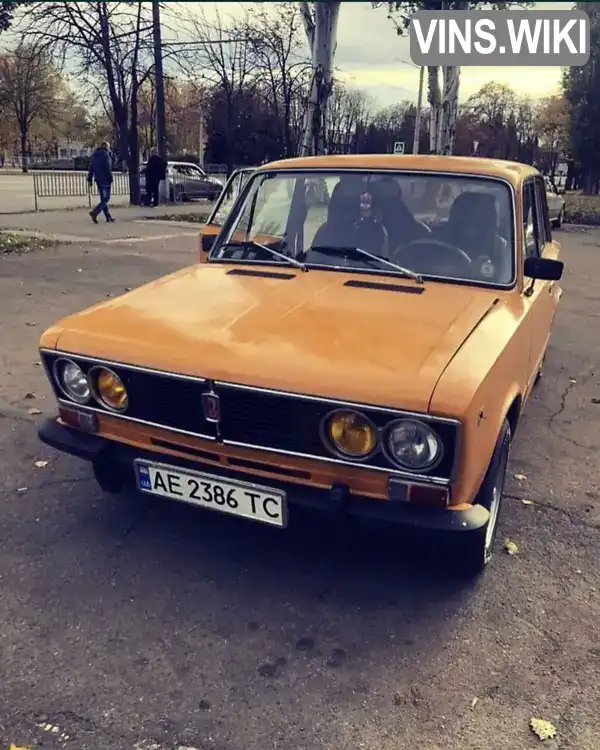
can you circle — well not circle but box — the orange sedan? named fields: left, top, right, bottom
left=38, top=154, right=563, bottom=576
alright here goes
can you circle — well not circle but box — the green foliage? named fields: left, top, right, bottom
left=562, top=2, right=600, bottom=192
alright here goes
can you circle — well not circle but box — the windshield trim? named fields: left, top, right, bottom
left=205, top=167, right=256, bottom=227
left=207, top=168, right=518, bottom=291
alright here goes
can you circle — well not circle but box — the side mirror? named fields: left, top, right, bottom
left=524, top=256, right=564, bottom=281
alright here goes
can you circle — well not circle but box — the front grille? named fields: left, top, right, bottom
left=42, top=351, right=458, bottom=479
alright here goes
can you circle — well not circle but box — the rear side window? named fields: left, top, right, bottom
left=523, top=181, right=540, bottom=258
left=534, top=177, right=551, bottom=245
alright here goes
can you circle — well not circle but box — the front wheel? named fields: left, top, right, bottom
left=450, top=420, right=512, bottom=577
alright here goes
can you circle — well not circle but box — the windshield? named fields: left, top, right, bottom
left=209, top=170, right=516, bottom=286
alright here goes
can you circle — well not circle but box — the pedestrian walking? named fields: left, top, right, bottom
left=145, top=149, right=167, bottom=207
left=87, top=141, right=114, bottom=223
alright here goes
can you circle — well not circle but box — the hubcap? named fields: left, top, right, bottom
left=484, top=441, right=509, bottom=563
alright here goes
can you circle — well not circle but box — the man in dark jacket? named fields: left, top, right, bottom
left=145, top=149, right=167, bottom=207
left=87, top=141, right=114, bottom=223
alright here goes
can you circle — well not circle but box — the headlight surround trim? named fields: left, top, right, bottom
left=89, top=365, right=129, bottom=412
left=382, top=418, right=444, bottom=472
left=320, top=408, right=379, bottom=461
left=52, top=357, right=92, bottom=404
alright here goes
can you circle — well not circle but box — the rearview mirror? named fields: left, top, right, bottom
left=524, top=256, right=563, bottom=281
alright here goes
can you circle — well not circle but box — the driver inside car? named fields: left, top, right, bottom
left=431, top=191, right=511, bottom=281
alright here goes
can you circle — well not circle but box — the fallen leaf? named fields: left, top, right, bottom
left=569, top=378, right=577, bottom=384
left=514, top=473, right=527, bottom=481
left=521, top=499, right=534, bottom=506
left=10, top=744, right=32, bottom=750
left=504, top=538, right=519, bottom=555
left=34, top=460, right=48, bottom=468
left=530, top=717, right=557, bottom=741
left=27, top=408, right=42, bottom=415
left=470, top=697, right=479, bottom=709
left=24, top=392, right=35, bottom=399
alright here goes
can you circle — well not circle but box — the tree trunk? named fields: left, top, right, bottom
left=127, top=77, right=141, bottom=206
left=300, top=1, right=341, bottom=156
left=20, top=128, right=28, bottom=173
left=427, top=66, right=441, bottom=153
left=439, top=66, right=460, bottom=155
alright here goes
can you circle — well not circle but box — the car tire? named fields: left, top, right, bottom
left=552, top=208, right=563, bottom=229
left=449, top=420, right=512, bottom=577
left=534, top=352, right=546, bottom=386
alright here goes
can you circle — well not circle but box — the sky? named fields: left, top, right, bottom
left=186, top=1, right=565, bottom=106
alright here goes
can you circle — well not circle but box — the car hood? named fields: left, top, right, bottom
left=47, top=264, right=500, bottom=412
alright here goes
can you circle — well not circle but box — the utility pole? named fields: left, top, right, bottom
left=152, top=0, right=168, bottom=201
left=413, top=65, right=424, bottom=155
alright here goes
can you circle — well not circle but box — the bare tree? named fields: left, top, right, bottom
left=14, top=1, right=157, bottom=203
left=0, top=42, right=62, bottom=171
left=374, top=1, right=532, bottom=154
left=247, top=3, right=311, bottom=157
left=326, top=82, right=373, bottom=154
left=179, top=7, right=254, bottom=175
left=298, top=0, right=342, bottom=155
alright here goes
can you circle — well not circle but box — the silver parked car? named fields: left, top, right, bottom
left=140, top=160, right=224, bottom=202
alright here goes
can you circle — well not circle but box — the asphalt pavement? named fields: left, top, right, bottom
left=0, top=227, right=598, bottom=750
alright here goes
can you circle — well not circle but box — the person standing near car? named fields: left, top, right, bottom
left=87, top=141, right=114, bottom=223
left=145, top=149, right=167, bottom=207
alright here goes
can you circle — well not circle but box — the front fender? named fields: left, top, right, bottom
left=430, top=302, right=529, bottom=506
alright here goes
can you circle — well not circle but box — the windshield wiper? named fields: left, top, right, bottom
left=310, top=245, right=423, bottom=283
left=220, top=240, right=307, bottom=272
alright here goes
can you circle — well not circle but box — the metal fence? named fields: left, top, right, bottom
left=32, top=171, right=130, bottom=210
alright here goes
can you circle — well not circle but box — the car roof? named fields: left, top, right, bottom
left=257, top=154, right=539, bottom=187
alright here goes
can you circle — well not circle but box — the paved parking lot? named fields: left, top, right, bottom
left=0, top=227, right=598, bottom=749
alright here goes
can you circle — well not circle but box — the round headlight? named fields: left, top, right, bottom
left=385, top=419, right=442, bottom=471
left=54, top=358, right=91, bottom=403
left=92, top=367, right=128, bottom=411
left=323, top=409, right=378, bottom=459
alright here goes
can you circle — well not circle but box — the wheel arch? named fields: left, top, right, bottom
left=505, top=393, right=522, bottom=437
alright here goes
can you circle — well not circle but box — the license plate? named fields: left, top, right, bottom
left=134, top=459, right=287, bottom=528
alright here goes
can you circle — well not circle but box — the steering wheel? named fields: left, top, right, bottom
left=393, top=238, right=472, bottom=275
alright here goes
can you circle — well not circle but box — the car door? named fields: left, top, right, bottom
left=522, top=176, right=561, bottom=391
left=184, top=165, right=209, bottom=198
left=170, top=165, right=185, bottom=200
